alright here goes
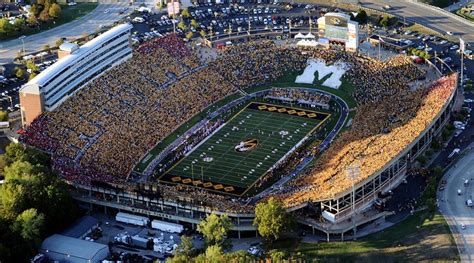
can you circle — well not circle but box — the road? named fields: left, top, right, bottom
left=438, top=146, right=474, bottom=262
left=360, top=0, right=474, bottom=44
left=0, top=0, right=130, bottom=64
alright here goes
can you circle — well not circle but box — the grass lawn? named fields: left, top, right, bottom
left=160, top=102, right=329, bottom=196
left=246, top=72, right=358, bottom=109
left=455, top=8, right=474, bottom=22
left=0, top=3, right=98, bottom=41
left=270, top=211, right=459, bottom=262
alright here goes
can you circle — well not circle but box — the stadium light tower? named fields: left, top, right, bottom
left=346, top=164, right=360, bottom=240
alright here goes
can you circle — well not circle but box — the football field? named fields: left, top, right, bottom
left=160, top=102, right=330, bottom=196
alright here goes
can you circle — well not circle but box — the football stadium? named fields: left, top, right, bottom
left=19, top=23, right=457, bottom=238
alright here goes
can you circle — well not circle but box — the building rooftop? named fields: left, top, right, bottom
left=20, top=23, right=132, bottom=92
left=41, top=234, right=108, bottom=261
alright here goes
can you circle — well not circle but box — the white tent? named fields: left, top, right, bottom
left=296, top=39, right=318, bottom=47
left=294, top=32, right=305, bottom=39
left=305, top=32, right=316, bottom=39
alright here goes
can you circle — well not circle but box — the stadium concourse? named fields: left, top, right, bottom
left=20, top=34, right=457, bottom=219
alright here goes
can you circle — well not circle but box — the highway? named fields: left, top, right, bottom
left=439, top=146, right=474, bottom=262
left=359, top=0, right=474, bottom=44
left=0, top=0, right=130, bottom=64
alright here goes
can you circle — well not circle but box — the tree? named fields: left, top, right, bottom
left=39, top=9, right=51, bottom=22
left=11, top=208, right=44, bottom=244
left=199, top=30, right=206, bottom=38
left=48, top=3, right=61, bottom=19
left=356, top=9, right=368, bottom=24
left=225, top=250, right=254, bottom=261
left=195, top=245, right=225, bottom=263
left=0, top=111, right=8, bottom=121
left=29, top=4, right=42, bottom=17
left=15, top=68, right=26, bottom=79
left=190, top=19, right=199, bottom=28
left=27, top=15, right=38, bottom=26
left=253, top=197, right=291, bottom=242
left=268, top=249, right=288, bottom=261
left=177, top=21, right=187, bottom=31
left=173, top=235, right=194, bottom=258
left=55, top=37, right=64, bottom=47
left=0, top=182, right=27, bottom=220
left=197, top=213, right=233, bottom=246
left=29, top=72, right=37, bottom=81
left=0, top=18, right=14, bottom=34
left=13, top=18, right=25, bottom=31
left=185, top=31, right=194, bottom=39
left=3, top=160, right=35, bottom=182
left=379, top=15, right=391, bottom=28
left=25, top=60, right=40, bottom=72
left=181, top=8, right=190, bottom=18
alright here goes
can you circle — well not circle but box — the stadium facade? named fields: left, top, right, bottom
left=19, top=23, right=133, bottom=126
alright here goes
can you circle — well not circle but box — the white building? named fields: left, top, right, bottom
left=20, top=23, right=133, bottom=126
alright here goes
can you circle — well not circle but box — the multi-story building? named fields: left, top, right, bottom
left=19, top=23, right=133, bottom=126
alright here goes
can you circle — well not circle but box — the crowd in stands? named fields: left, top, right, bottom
left=265, top=88, right=331, bottom=106
left=20, top=37, right=457, bottom=213
left=278, top=74, right=456, bottom=207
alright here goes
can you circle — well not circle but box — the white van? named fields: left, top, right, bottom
left=133, top=17, right=145, bottom=23
left=467, top=199, right=473, bottom=207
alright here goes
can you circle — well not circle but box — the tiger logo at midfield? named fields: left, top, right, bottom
left=234, top=139, right=259, bottom=152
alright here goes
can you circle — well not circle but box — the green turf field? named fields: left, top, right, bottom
left=160, top=102, right=330, bottom=196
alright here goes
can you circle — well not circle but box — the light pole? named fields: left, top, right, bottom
left=347, top=164, right=360, bottom=240
left=19, top=35, right=26, bottom=56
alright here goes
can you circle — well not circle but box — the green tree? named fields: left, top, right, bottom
left=254, top=197, right=291, bottom=242
left=0, top=18, right=14, bottom=34
left=185, top=31, right=194, bottom=39
left=195, top=245, right=225, bottom=263
left=25, top=60, right=40, bottom=72
left=13, top=18, right=25, bottom=31
left=3, top=160, right=35, bottom=182
left=199, top=30, right=206, bottom=38
left=29, top=72, right=38, bottom=81
left=0, top=111, right=8, bottom=121
left=39, top=9, right=51, bottom=22
left=29, top=4, right=42, bottom=17
left=197, top=213, right=233, bottom=246
left=178, top=21, right=187, bottom=31
left=173, top=235, right=194, bottom=258
left=225, top=250, right=254, bottom=261
left=11, top=208, right=44, bottom=244
left=27, top=15, right=38, bottom=26
left=181, top=8, right=190, bottom=18
left=0, top=182, right=27, bottom=220
left=190, top=19, right=199, bottom=28
left=56, top=37, right=64, bottom=47
left=356, top=9, right=368, bottom=24
left=379, top=15, right=391, bottom=28
left=48, top=3, right=61, bottom=19
left=15, top=68, right=26, bottom=79
left=268, top=249, right=288, bottom=261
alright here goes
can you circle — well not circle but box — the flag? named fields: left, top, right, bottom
left=460, top=38, right=465, bottom=53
